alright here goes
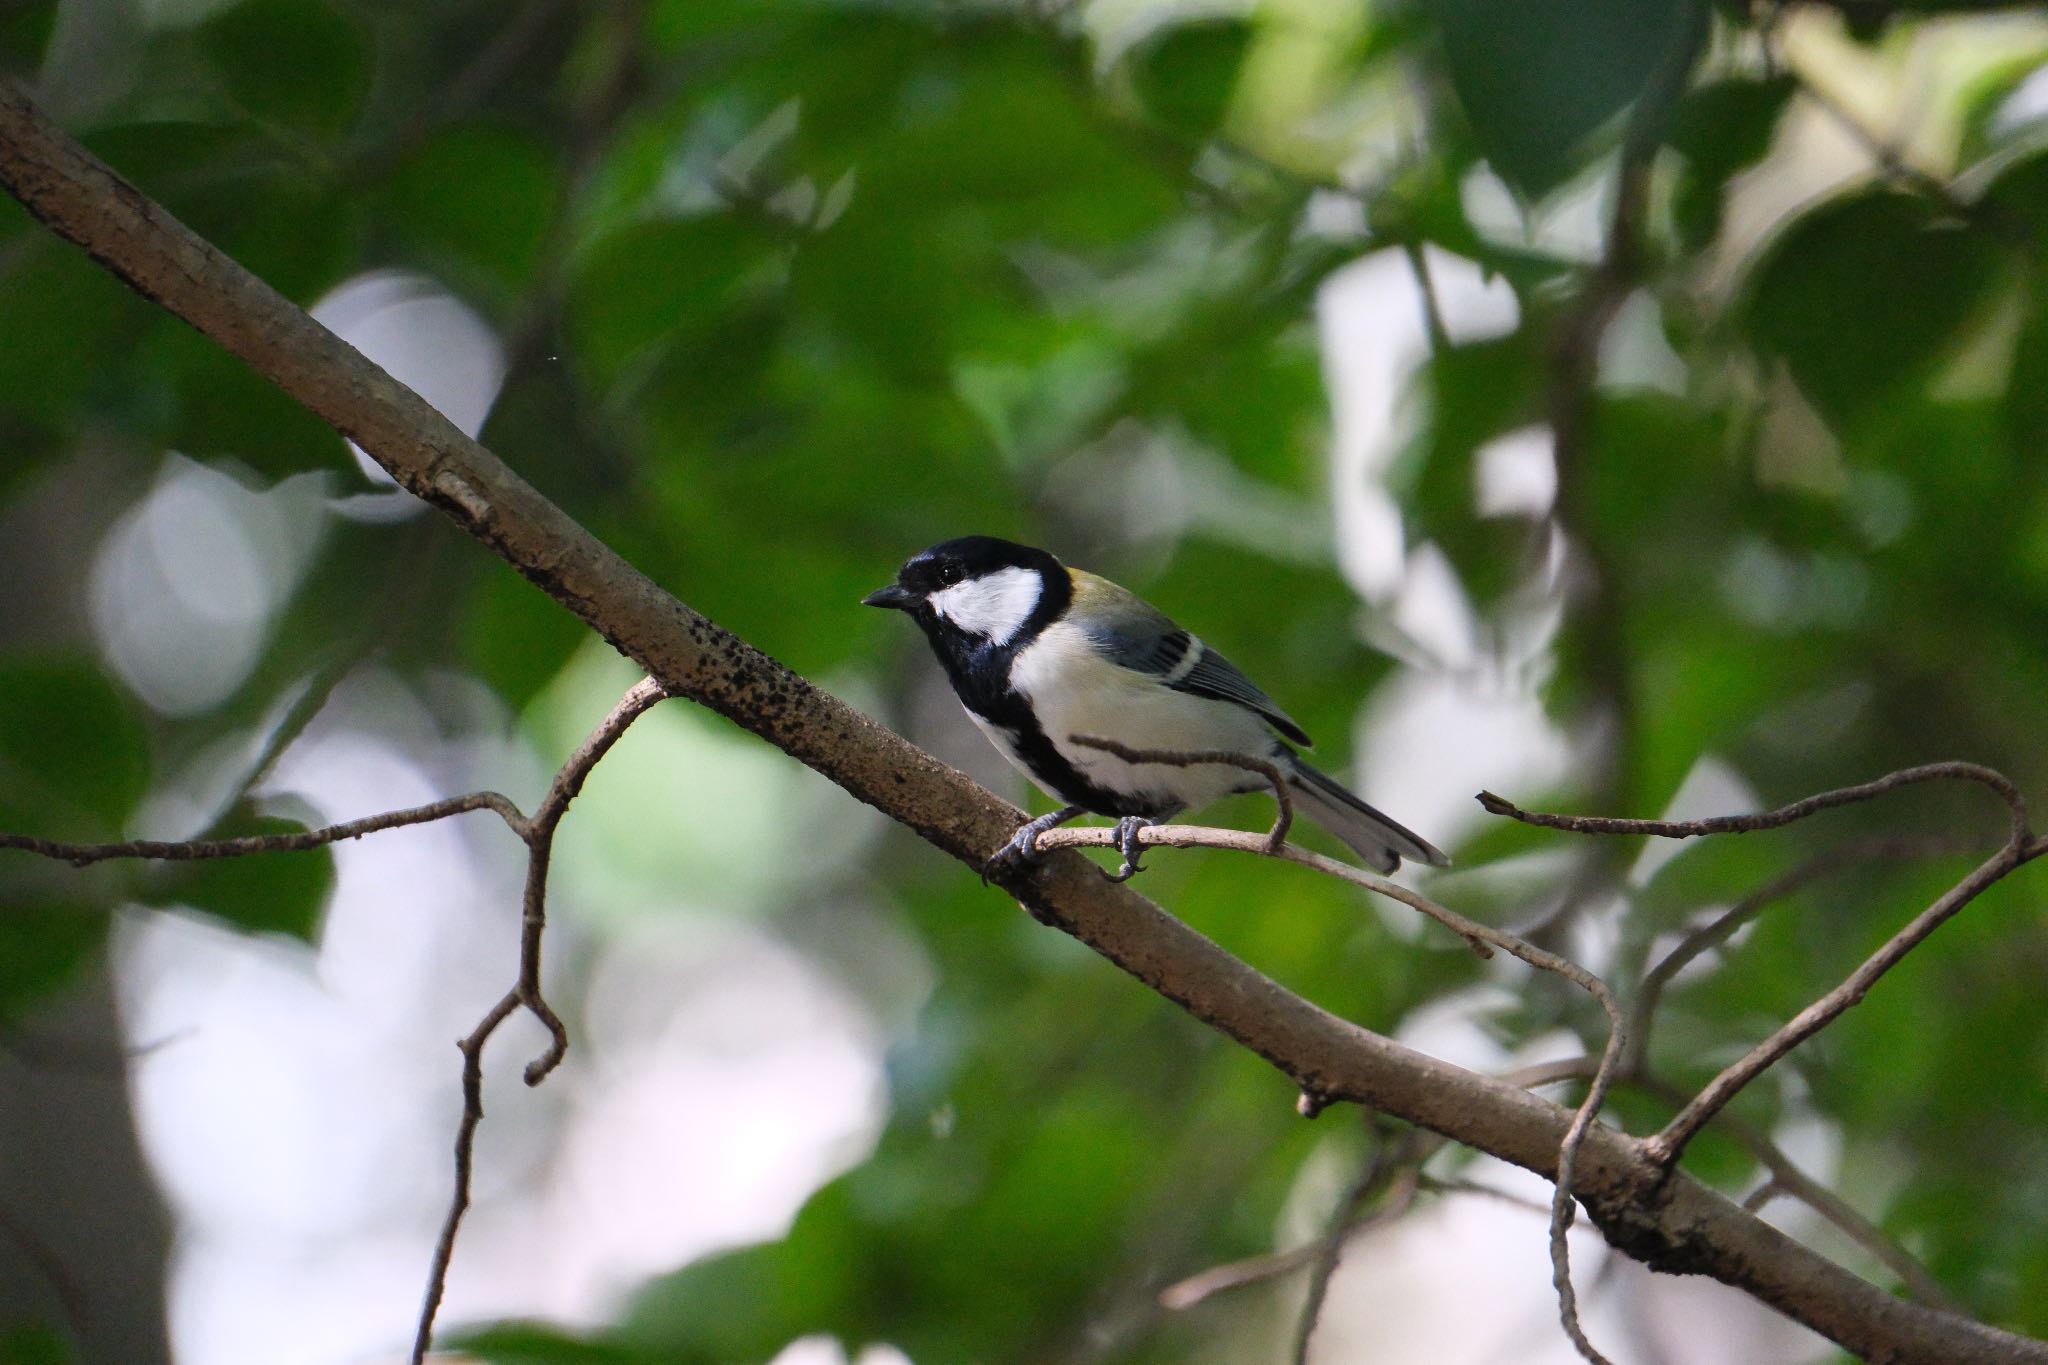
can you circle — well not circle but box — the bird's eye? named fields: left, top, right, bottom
left=938, top=564, right=963, bottom=586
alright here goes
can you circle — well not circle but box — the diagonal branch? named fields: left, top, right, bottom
left=1033, top=744, right=1625, bottom=1362
left=1624, top=833, right=1991, bottom=1073
left=1479, top=766, right=2041, bottom=1167
left=1646, top=835, right=2046, bottom=1165
left=4, top=76, right=2045, bottom=1365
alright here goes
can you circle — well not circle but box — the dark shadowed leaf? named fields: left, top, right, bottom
left=1669, top=74, right=1796, bottom=251
left=0, top=658, right=149, bottom=838
left=0, top=905, right=108, bottom=1016
left=201, top=0, right=369, bottom=139
left=465, top=565, right=592, bottom=709
left=1432, top=0, right=1695, bottom=194
left=378, top=123, right=562, bottom=300
left=0, top=3, right=54, bottom=70
left=1744, top=189, right=2001, bottom=432
left=1128, top=19, right=1253, bottom=137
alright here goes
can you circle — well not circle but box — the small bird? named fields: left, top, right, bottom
left=864, top=536, right=1448, bottom=879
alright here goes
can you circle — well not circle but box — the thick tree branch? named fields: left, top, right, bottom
left=4, top=77, right=2046, bottom=1364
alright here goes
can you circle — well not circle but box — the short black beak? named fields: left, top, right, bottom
left=862, top=584, right=915, bottom=610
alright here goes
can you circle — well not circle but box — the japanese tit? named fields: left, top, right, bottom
left=864, top=536, right=1448, bottom=878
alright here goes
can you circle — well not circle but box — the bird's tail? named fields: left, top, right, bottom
left=1285, top=761, right=1449, bottom=874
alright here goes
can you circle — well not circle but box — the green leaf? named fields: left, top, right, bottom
left=378, top=123, right=562, bottom=299
left=1431, top=0, right=1697, bottom=194
left=1981, top=141, right=2048, bottom=258
left=0, top=657, right=150, bottom=838
left=201, top=0, right=369, bottom=139
left=2009, top=298, right=2048, bottom=458
left=1744, top=189, right=2001, bottom=432
left=135, top=315, right=348, bottom=475
left=566, top=215, right=779, bottom=394
left=626, top=1237, right=850, bottom=1360
left=1955, top=50, right=2048, bottom=164
left=454, top=1321, right=659, bottom=1365
left=142, top=809, right=335, bottom=942
left=1668, top=75, right=1796, bottom=252
left=0, top=241, right=141, bottom=431
left=0, top=904, right=109, bottom=1016
left=1127, top=19, right=1253, bottom=138
left=0, top=2, right=55, bottom=70
left=465, top=566, right=591, bottom=708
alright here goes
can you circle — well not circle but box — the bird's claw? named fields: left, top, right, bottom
left=982, top=826, right=1042, bottom=885
left=982, top=805, right=1084, bottom=885
left=1104, top=815, right=1158, bottom=882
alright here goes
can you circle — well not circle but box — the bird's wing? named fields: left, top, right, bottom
left=1067, top=569, right=1314, bottom=748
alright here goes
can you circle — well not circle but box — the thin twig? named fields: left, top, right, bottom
left=1067, top=736, right=1293, bottom=852
left=1483, top=764, right=2042, bottom=1170
left=1416, top=1174, right=1556, bottom=1217
left=1529, top=0, right=1710, bottom=969
left=1646, top=835, right=2046, bottom=1166
left=1477, top=761, right=2030, bottom=845
left=1028, top=743, right=1628, bottom=1365
left=1, top=676, right=669, bottom=1365
left=1784, top=57, right=1962, bottom=209
left=409, top=677, right=665, bottom=1362
left=0, top=791, right=528, bottom=866
left=1294, top=1127, right=1423, bottom=1365
left=1624, top=834, right=1989, bottom=1071
left=1403, top=241, right=1451, bottom=356
left=1159, top=1136, right=1560, bottom=1316
left=1159, top=1123, right=1423, bottom=1316
left=1030, top=823, right=1489, bottom=956
left=1509, top=1054, right=1969, bottom=1315
left=1631, top=1072, right=1965, bottom=1313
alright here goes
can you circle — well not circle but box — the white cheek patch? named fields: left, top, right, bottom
left=928, top=567, right=1042, bottom=643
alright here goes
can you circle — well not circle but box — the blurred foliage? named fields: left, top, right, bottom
left=7, top=0, right=2048, bottom=1359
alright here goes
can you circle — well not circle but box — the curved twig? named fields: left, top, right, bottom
left=1480, top=764, right=2041, bottom=1169
left=1294, top=1130, right=1422, bottom=1364
left=409, top=677, right=666, bottom=1361
left=1624, top=834, right=1989, bottom=1073
left=1028, top=746, right=1628, bottom=1365
left=1646, top=835, right=2047, bottom=1166
left=1515, top=1055, right=1967, bottom=1316
left=1032, top=823, right=1491, bottom=958
left=0, top=675, right=668, bottom=1365
left=1477, top=761, right=2029, bottom=846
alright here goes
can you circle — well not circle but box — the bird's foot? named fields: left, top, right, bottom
left=1104, top=815, right=1160, bottom=883
left=982, top=805, right=1084, bottom=885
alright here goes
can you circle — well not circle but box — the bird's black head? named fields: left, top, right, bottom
left=863, top=536, right=1071, bottom=651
